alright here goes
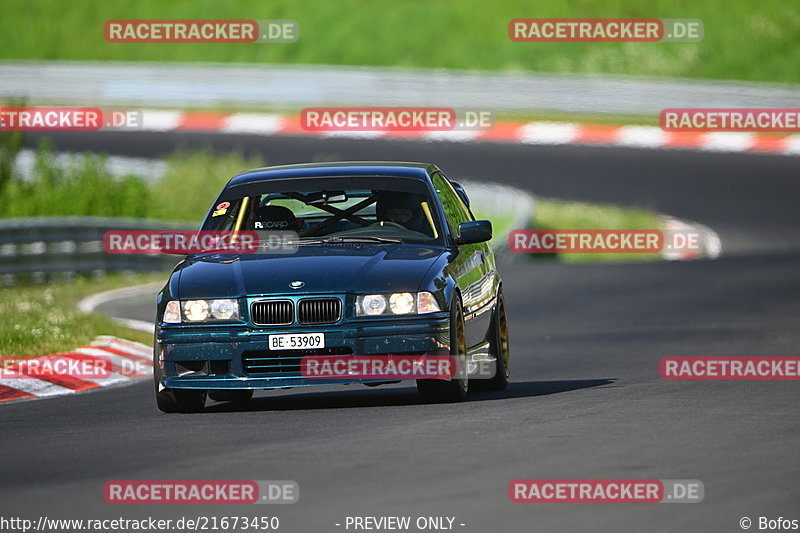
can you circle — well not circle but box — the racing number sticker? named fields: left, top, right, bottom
left=212, top=201, right=230, bottom=217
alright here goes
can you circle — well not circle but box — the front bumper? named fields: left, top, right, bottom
left=156, top=314, right=451, bottom=390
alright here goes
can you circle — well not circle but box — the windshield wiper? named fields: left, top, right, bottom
left=331, top=236, right=403, bottom=244
left=298, top=235, right=403, bottom=245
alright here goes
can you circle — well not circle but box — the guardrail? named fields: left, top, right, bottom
left=0, top=180, right=533, bottom=285
left=0, top=217, right=192, bottom=285
left=2, top=61, right=798, bottom=115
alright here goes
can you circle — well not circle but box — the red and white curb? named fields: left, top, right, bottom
left=139, top=110, right=800, bottom=156
left=0, top=336, right=152, bottom=404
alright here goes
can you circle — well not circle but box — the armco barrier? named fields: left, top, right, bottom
left=0, top=181, right=533, bottom=285
left=2, top=61, right=798, bottom=115
left=0, top=217, right=191, bottom=285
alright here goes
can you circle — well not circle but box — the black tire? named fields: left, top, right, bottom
left=153, top=349, right=207, bottom=413
left=417, top=296, right=469, bottom=402
left=155, top=386, right=207, bottom=413
left=484, top=291, right=510, bottom=391
left=208, top=389, right=254, bottom=403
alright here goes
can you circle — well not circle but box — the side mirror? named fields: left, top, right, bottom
left=450, top=181, right=470, bottom=208
left=454, top=220, right=492, bottom=245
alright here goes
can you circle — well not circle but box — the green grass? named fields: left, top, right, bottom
left=152, top=149, right=263, bottom=223
left=1, top=143, right=152, bottom=218
left=471, top=208, right=518, bottom=250
left=0, top=140, right=262, bottom=222
left=0, top=274, right=162, bottom=357
left=533, top=197, right=664, bottom=263
left=0, top=0, right=797, bottom=83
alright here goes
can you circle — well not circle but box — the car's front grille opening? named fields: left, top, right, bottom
left=251, top=300, right=294, bottom=326
left=298, top=298, right=341, bottom=325
left=242, top=347, right=353, bottom=375
left=209, top=360, right=230, bottom=375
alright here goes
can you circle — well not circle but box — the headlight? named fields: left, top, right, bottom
left=170, top=299, right=241, bottom=323
left=183, top=300, right=210, bottom=321
left=358, top=294, right=387, bottom=316
left=356, top=292, right=441, bottom=316
left=210, top=299, right=238, bottom=320
left=389, top=292, right=414, bottom=314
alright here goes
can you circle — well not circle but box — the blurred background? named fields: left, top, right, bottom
left=2, top=0, right=797, bottom=80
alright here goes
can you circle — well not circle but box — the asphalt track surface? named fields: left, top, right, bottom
left=1, top=132, right=799, bottom=532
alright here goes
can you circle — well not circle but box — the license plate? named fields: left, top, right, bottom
left=268, top=333, right=325, bottom=350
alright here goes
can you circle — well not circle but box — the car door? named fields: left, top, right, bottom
left=432, top=173, right=496, bottom=351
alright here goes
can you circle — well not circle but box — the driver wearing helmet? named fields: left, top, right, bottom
left=375, top=191, right=430, bottom=235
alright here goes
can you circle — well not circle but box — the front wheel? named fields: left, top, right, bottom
left=153, top=349, right=206, bottom=413
left=417, top=296, right=468, bottom=402
left=484, top=291, right=510, bottom=390
left=155, top=387, right=207, bottom=413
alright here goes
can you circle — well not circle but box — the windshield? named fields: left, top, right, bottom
left=202, top=175, right=444, bottom=244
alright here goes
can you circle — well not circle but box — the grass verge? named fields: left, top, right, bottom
left=533, top=197, right=664, bottom=263
left=0, top=0, right=797, bottom=83
left=470, top=207, right=519, bottom=251
left=0, top=273, right=162, bottom=357
left=0, top=140, right=262, bottom=223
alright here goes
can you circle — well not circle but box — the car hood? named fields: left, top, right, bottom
left=175, top=244, right=446, bottom=298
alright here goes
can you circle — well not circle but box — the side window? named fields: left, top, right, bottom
left=433, top=173, right=471, bottom=237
